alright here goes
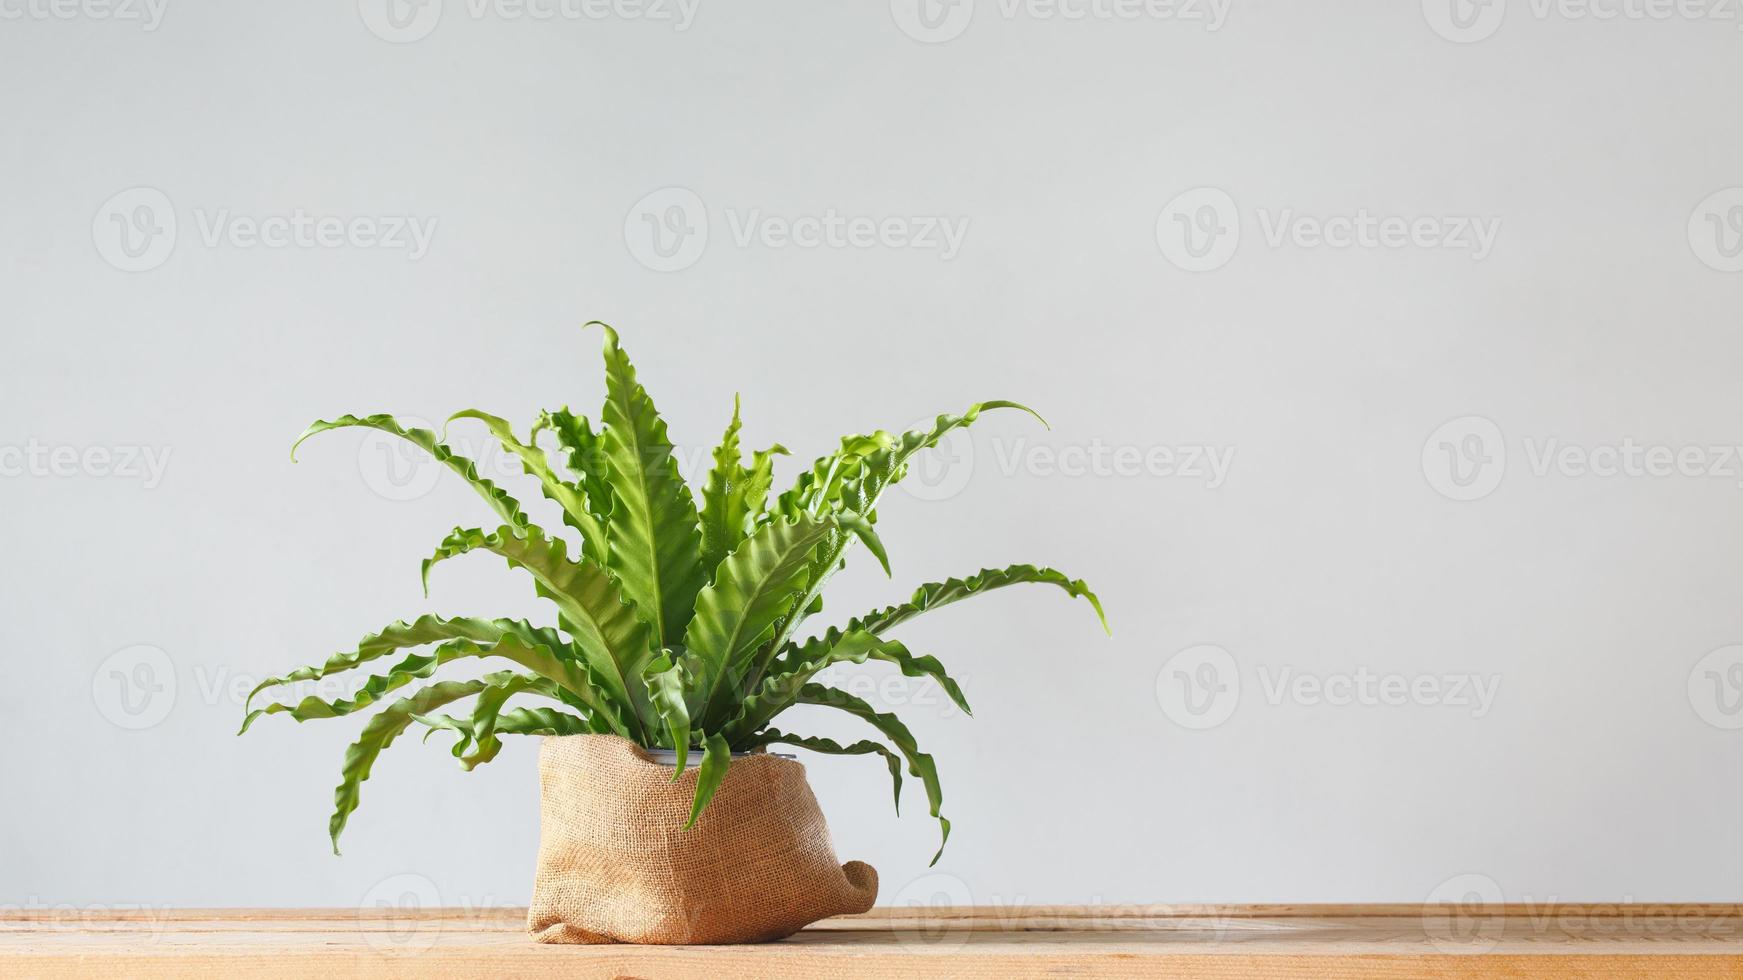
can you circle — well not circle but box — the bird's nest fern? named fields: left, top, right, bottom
left=242, top=323, right=1107, bottom=864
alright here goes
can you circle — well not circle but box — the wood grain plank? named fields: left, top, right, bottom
left=4, top=906, right=1741, bottom=979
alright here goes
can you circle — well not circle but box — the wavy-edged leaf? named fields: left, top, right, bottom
left=246, top=615, right=497, bottom=712
left=797, top=684, right=950, bottom=865
left=460, top=673, right=552, bottom=769
left=685, top=514, right=835, bottom=727
left=740, top=444, right=785, bottom=530
left=243, top=640, right=477, bottom=733
left=534, top=408, right=613, bottom=535
left=244, top=615, right=581, bottom=713
left=643, top=652, right=692, bottom=776
left=748, top=727, right=903, bottom=815
left=685, top=730, right=731, bottom=829
left=422, top=524, right=652, bottom=740
left=244, top=632, right=604, bottom=735
left=775, top=402, right=1043, bottom=522
left=698, top=397, right=745, bottom=575
left=848, top=564, right=1109, bottom=638
left=833, top=512, right=890, bottom=577
left=768, top=402, right=1046, bottom=657
left=417, top=705, right=597, bottom=759
left=292, top=414, right=527, bottom=528
left=330, top=677, right=498, bottom=853
left=728, top=629, right=967, bottom=740
left=772, top=432, right=894, bottom=522
left=593, top=322, right=705, bottom=648
left=446, top=409, right=606, bottom=561
left=700, top=397, right=790, bottom=576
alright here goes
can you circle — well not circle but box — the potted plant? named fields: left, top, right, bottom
left=242, top=324, right=1107, bottom=944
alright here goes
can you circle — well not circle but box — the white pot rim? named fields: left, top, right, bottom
left=640, top=746, right=793, bottom=763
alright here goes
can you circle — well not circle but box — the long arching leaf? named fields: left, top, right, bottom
left=244, top=640, right=506, bottom=732
left=797, top=684, right=950, bottom=865
left=245, top=615, right=562, bottom=713
left=823, top=564, right=1109, bottom=645
left=292, top=414, right=527, bottom=528
left=416, top=705, right=598, bottom=759
left=243, top=635, right=609, bottom=736
left=593, top=322, right=705, bottom=648
left=446, top=409, right=606, bottom=561
left=684, top=515, right=835, bottom=727
left=728, top=630, right=967, bottom=740
left=422, top=524, right=652, bottom=740
left=774, top=401, right=1042, bottom=521
left=748, top=728, right=904, bottom=814
left=329, top=677, right=499, bottom=853
left=766, top=403, right=1046, bottom=659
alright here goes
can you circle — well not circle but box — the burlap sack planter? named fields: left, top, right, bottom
left=528, top=734, right=878, bottom=945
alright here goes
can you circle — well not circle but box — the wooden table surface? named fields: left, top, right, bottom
left=6, top=904, right=1743, bottom=978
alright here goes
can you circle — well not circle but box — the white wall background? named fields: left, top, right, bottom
left=4, top=0, right=1743, bottom=913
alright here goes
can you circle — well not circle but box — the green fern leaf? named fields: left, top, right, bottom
left=292, top=414, right=527, bottom=528
left=593, top=323, right=705, bottom=648
left=797, top=684, right=950, bottom=865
